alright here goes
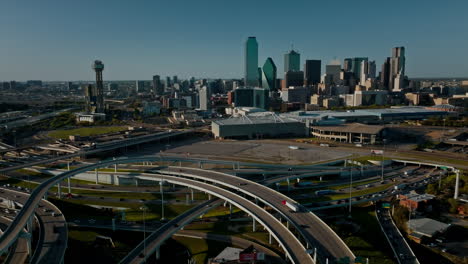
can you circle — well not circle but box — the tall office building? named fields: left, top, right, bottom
left=92, top=60, right=105, bottom=113
left=351, top=57, right=368, bottom=80
left=326, top=64, right=341, bottom=85
left=261, top=57, right=277, bottom=91
left=152, top=75, right=163, bottom=95
left=173, top=75, right=178, bottom=85
left=381, top=57, right=391, bottom=89
left=166, top=76, right=172, bottom=88
left=136, top=80, right=145, bottom=92
left=199, top=86, right=211, bottom=110
left=389, top=47, right=405, bottom=90
left=343, top=58, right=353, bottom=72
left=244, top=37, right=259, bottom=87
left=368, top=61, right=376, bottom=79
left=304, top=60, right=321, bottom=85
left=284, top=71, right=304, bottom=87
left=284, top=50, right=300, bottom=72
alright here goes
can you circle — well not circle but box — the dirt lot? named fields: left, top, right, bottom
left=163, top=140, right=354, bottom=165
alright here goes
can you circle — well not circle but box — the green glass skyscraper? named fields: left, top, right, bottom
left=244, top=37, right=259, bottom=87
left=262, top=57, right=277, bottom=91
left=284, top=50, right=300, bottom=72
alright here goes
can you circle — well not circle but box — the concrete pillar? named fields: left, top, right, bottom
left=186, top=194, right=190, bottom=205
left=57, top=183, right=61, bottom=199
left=232, top=163, right=236, bottom=170
left=208, top=194, right=212, bottom=200
left=454, top=170, right=460, bottom=199
left=286, top=221, right=289, bottom=229
left=179, top=161, right=182, bottom=167
left=26, top=233, right=32, bottom=255
left=252, top=218, right=256, bottom=232
left=135, top=178, right=139, bottom=187
left=296, top=178, right=300, bottom=183
left=286, top=178, right=290, bottom=192
left=320, top=176, right=323, bottom=182
left=254, top=197, right=258, bottom=205
left=112, top=218, right=116, bottom=231
left=155, top=246, right=160, bottom=259
left=95, top=168, right=99, bottom=184
left=191, top=189, right=194, bottom=202
left=269, top=232, right=272, bottom=244
left=43, top=192, right=47, bottom=200
left=67, top=178, right=71, bottom=194
left=67, top=162, right=70, bottom=171
left=229, top=203, right=232, bottom=217
left=313, top=248, right=317, bottom=263
left=27, top=216, right=33, bottom=232
left=114, top=164, right=117, bottom=173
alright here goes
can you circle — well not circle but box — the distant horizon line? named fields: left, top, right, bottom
left=3, top=76, right=468, bottom=83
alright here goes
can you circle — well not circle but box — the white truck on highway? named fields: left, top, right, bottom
left=282, top=200, right=299, bottom=212
left=394, top=183, right=406, bottom=190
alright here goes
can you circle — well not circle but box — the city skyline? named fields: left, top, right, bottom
left=1, top=0, right=468, bottom=81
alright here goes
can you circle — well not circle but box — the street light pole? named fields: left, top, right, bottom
left=160, top=180, right=165, bottom=220
left=349, top=166, right=353, bottom=215
left=140, top=206, right=148, bottom=262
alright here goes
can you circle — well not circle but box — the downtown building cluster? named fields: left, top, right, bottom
left=238, top=36, right=412, bottom=111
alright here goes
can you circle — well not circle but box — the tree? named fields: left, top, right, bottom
left=447, top=198, right=459, bottom=214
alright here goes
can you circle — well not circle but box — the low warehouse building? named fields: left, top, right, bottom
left=310, top=123, right=385, bottom=144
left=212, top=112, right=306, bottom=139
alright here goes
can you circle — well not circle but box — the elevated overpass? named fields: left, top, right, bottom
left=157, top=167, right=355, bottom=264
left=120, top=199, right=222, bottom=264
left=0, top=157, right=314, bottom=264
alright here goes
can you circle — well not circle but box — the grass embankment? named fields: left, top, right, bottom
left=173, top=236, right=231, bottom=264
left=48, top=126, right=127, bottom=139
left=326, top=205, right=396, bottom=264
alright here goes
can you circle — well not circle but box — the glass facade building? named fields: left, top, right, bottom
left=284, top=50, right=300, bottom=72
left=261, top=57, right=277, bottom=91
left=244, top=37, right=259, bottom=87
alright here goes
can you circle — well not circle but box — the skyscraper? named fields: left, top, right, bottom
left=244, top=37, right=259, bottom=87
left=284, top=50, right=300, bottom=72
left=304, top=60, right=321, bottom=85
left=152, top=75, right=163, bottom=95
left=351, top=57, right=368, bottom=80
left=199, top=86, right=211, bottom=110
left=136, top=80, right=145, bottom=92
left=389, top=47, right=405, bottom=90
left=261, top=57, right=277, bottom=91
left=368, top=61, right=376, bottom=79
left=381, top=57, right=391, bottom=90
left=343, top=58, right=353, bottom=72
left=284, top=71, right=304, bottom=87
left=166, top=76, right=172, bottom=88
left=92, top=60, right=105, bottom=113
left=326, top=64, right=341, bottom=85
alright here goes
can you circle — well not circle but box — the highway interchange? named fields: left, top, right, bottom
left=0, top=144, right=460, bottom=264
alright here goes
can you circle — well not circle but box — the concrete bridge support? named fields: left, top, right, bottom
left=57, top=183, right=61, bottom=199
left=95, top=168, right=99, bottom=184
left=454, top=170, right=460, bottom=199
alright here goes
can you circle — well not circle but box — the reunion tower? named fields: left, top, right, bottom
left=92, top=60, right=105, bottom=113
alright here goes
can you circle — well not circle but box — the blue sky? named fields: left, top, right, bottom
left=1, top=0, right=467, bottom=81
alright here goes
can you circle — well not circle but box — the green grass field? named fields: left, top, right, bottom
left=326, top=205, right=396, bottom=264
left=48, top=126, right=127, bottom=139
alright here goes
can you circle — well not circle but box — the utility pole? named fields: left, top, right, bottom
left=349, top=167, right=353, bottom=215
